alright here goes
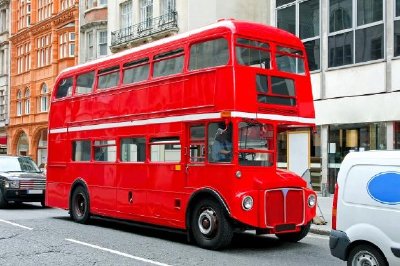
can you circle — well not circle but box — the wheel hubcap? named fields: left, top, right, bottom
left=352, top=251, right=378, bottom=266
left=75, top=193, right=86, bottom=217
left=198, top=208, right=217, bottom=237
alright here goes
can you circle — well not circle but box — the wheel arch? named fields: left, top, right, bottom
left=69, top=178, right=90, bottom=211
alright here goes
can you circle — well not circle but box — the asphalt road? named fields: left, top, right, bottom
left=0, top=203, right=343, bottom=266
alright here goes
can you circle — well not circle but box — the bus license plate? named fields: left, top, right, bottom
left=27, top=190, right=43, bottom=194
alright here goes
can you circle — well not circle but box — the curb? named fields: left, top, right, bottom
left=310, top=226, right=330, bottom=236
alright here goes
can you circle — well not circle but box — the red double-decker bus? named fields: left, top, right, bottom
left=46, top=19, right=317, bottom=250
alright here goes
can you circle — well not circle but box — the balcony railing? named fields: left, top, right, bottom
left=111, top=11, right=178, bottom=48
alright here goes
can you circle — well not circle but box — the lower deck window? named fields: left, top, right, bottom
left=150, top=137, right=181, bottom=162
left=72, top=140, right=91, bottom=161
left=120, top=137, right=146, bottom=162
left=94, top=140, right=116, bottom=162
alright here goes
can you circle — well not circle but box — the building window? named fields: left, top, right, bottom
left=0, top=50, right=5, bottom=75
left=40, top=83, right=49, bottom=112
left=60, top=32, right=75, bottom=59
left=36, top=34, right=52, bottom=67
left=160, top=0, right=175, bottom=15
left=17, top=42, right=30, bottom=74
left=61, top=0, right=74, bottom=10
left=1, top=9, right=7, bottom=33
left=87, top=31, right=94, bottom=60
left=328, top=0, right=384, bottom=67
left=24, top=88, right=30, bottom=115
left=87, top=0, right=94, bottom=9
left=17, top=0, right=31, bottom=30
left=98, top=30, right=108, bottom=56
left=395, top=0, right=400, bottom=57
left=276, top=0, right=320, bottom=71
left=140, top=0, right=153, bottom=29
left=16, top=90, right=22, bottom=116
left=38, top=0, right=53, bottom=21
left=120, top=1, right=132, bottom=29
left=99, top=0, right=107, bottom=6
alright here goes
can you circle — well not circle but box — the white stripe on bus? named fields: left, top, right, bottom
left=49, top=112, right=315, bottom=134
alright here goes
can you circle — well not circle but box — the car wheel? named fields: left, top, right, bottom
left=70, top=186, right=90, bottom=224
left=347, top=244, right=388, bottom=266
left=190, top=198, right=233, bottom=250
left=0, top=189, right=8, bottom=208
left=275, top=222, right=311, bottom=242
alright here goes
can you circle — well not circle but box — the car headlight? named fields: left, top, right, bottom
left=5, top=180, right=20, bottom=189
left=242, top=196, right=254, bottom=211
left=308, top=194, right=316, bottom=207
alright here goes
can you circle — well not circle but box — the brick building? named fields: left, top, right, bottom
left=8, top=0, right=79, bottom=165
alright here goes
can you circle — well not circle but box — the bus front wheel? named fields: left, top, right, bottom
left=190, top=198, right=233, bottom=250
left=70, top=186, right=90, bottom=224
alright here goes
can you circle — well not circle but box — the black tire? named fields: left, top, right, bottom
left=347, top=244, right=388, bottom=266
left=275, top=222, right=311, bottom=242
left=70, top=186, right=90, bottom=224
left=190, top=198, right=233, bottom=250
left=0, top=189, right=8, bottom=209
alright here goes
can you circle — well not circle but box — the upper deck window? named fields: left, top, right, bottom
left=55, top=77, right=73, bottom=99
left=276, top=46, right=305, bottom=74
left=256, top=74, right=296, bottom=106
left=189, top=38, right=229, bottom=70
left=97, top=66, right=120, bottom=89
left=76, top=71, right=95, bottom=95
left=123, top=58, right=150, bottom=84
left=153, top=48, right=184, bottom=78
left=236, top=38, right=271, bottom=69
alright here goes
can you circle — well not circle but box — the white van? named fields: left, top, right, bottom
left=330, top=151, right=400, bottom=266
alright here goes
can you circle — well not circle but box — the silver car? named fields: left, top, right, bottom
left=0, top=156, right=46, bottom=208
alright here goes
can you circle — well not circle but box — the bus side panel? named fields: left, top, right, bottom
left=183, top=71, right=217, bottom=109
left=70, top=97, right=93, bottom=123
left=89, top=163, right=117, bottom=215
left=49, top=101, right=71, bottom=129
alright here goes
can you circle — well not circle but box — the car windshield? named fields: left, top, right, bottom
left=0, top=157, right=40, bottom=173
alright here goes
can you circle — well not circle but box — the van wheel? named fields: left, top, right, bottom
left=275, top=222, right=311, bottom=242
left=0, top=190, right=8, bottom=208
left=347, top=244, right=388, bottom=266
left=190, top=198, right=233, bottom=250
left=70, top=186, right=90, bottom=224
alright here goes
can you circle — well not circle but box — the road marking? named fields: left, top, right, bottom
left=0, top=218, right=33, bottom=230
left=66, top=238, right=171, bottom=266
left=306, top=233, right=329, bottom=240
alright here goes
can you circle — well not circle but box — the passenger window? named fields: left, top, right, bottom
left=236, top=38, right=271, bottom=69
left=72, top=140, right=91, bottom=161
left=55, top=77, right=73, bottom=98
left=94, top=140, right=116, bottom=162
left=256, top=74, right=296, bottom=106
left=276, top=46, right=305, bottom=74
left=189, top=38, right=229, bottom=70
left=150, top=137, right=181, bottom=162
left=97, top=66, right=120, bottom=89
left=120, top=137, right=146, bottom=162
left=123, top=58, right=149, bottom=84
left=76, top=71, right=95, bottom=95
left=189, top=125, right=206, bottom=163
left=153, top=49, right=184, bottom=78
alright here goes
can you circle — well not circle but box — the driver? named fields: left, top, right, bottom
left=211, top=128, right=232, bottom=162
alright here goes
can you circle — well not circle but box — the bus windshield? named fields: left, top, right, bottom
left=238, top=121, right=274, bottom=166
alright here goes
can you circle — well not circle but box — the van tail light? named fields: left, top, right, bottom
left=332, top=183, right=339, bottom=230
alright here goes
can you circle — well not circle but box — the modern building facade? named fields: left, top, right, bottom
left=273, top=0, right=400, bottom=194
left=79, top=0, right=109, bottom=63
left=8, top=0, right=79, bottom=165
left=0, top=0, right=10, bottom=154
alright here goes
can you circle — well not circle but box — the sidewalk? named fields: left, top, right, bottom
left=310, top=193, right=333, bottom=236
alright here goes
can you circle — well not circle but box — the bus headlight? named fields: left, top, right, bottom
left=5, top=180, right=20, bottom=189
left=308, top=194, right=316, bottom=207
left=242, top=196, right=254, bottom=211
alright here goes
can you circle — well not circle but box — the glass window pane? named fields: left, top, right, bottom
left=329, top=0, right=352, bottom=32
left=395, top=21, right=400, bottom=57
left=304, top=39, right=320, bottom=71
left=357, top=0, right=383, bottom=26
left=276, top=54, right=305, bottom=74
left=98, top=72, right=120, bottom=89
left=153, top=55, right=183, bottom=77
left=123, top=64, right=149, bottom=84
left=355, top=24, right=384, bottom=63
left=190, top=125, right=205, bottom=163
left=150, top=138, right=181, bottom=162
left=236, top=47, right=271, bottom=69
left=189, top=38, right=229, bottom=70
left=300, top=0, right=320, bottom=39
left=208, top=122, right=232, bottom=163
left=72, top=140, right=91, bottom=161
left=271, top=77, right=295, bottom=96
left=277, top=5, right=296, bottom=34
left=121, top=138, right=146, bottom=162
left=76, top=71, right=95, bottom=94
left=276, top=0, right=295, bottom=7
left=56, top=77, right=73, bottom=98
left=397, top=0, right=400, bottom=17
left=328, top=31, right=354, bottom=67
left=256, top=74, right=268, bottom=93
left=94, top=145, right=116, bottom=162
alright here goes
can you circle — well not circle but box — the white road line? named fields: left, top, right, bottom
left=65, top=238, right=171, bottom=266
left=0, top=218, right=33, bottom=230
left=306, top=233, right=329, bottom=240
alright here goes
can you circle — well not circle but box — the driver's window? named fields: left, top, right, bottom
left=208, top=122, right=232, bottom=163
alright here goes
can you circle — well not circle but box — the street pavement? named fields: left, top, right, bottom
left=310, top=193, right=333, bottom=236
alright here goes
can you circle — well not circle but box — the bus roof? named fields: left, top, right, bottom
left=60, top=19, right=302, bottom=77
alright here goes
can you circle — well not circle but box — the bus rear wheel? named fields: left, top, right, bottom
left=70, top=186, right=90, bottom=224
left=190, top=198, right=233, bottom=250
left=275, top=222, right=311, bottom=242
